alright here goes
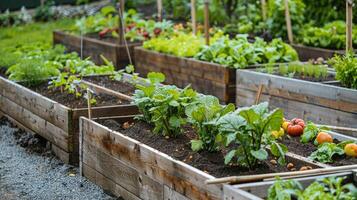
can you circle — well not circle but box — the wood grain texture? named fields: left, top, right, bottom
left=134, top=47, right=236, bottom=103
left=53, top=30, right=141, bottom=69
left=236, top=70, right=357, bottom=130
left=81, top=117, right=222, bottom=200
left=291, top=44, right=345, bottom=61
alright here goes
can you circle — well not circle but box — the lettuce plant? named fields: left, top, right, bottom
left=328, top=52, right=357, bottom=89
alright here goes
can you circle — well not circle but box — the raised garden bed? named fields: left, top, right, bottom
left=235, top=69, right=357, bottom=132
left=79, top=115, right=324, bottom=200
left=53, top=30, right=141, bottom=69
left=0, top=75, right=139, bottom=164
left=134, top=47, right=237, bottom=103
left=291, top=44, right=345, bottom=61
left=224, top=170, right=357, bottom=199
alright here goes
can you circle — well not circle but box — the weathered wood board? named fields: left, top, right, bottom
left=53, top=30, right=141, bottom=69
left=236, top=70, right=357, bottom=132
left=0, top=76, right=139, bottom=165
left=80, top=116, right=326, bottom=200
left=291, top=44, right=345, bottom=61
left=134, top=47, right=236, bottom=103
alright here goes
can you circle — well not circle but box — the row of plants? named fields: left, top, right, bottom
left=143, top=31, right=299, bottom=68
left=73, top=6, right=175, bottom=42
left=257, top=52, right=357, bottom=90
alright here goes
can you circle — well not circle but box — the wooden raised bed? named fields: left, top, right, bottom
left=79, top=115, right=324, bottom=200
left=291, top=44, right=344, bottom=61
left=53, top=30, right=141, bottom=69
left=134, top=47, right=236, bottom=103
left=236, top=70, right=357, bottom=133
left=223, top=171, right=357, bottom=199
left=0, top=76, right=139, bottom=164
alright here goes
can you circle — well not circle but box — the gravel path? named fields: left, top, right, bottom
left=0, top=117, right=119, bottom=200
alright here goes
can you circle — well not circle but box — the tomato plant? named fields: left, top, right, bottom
left=215, top=102, right=287, bottom=168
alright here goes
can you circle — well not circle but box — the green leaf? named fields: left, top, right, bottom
left=251, top=149, right=268, bottom=160
left=147, top=72, right=165, bottom=84
left=191, top=140, right=203, bottom=152
left=224, top=150, right=236, bottom=164
left=169, top=116, right=181, bottom=128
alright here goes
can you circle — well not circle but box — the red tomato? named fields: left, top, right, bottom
left=287, top=118, right=305, bottom=136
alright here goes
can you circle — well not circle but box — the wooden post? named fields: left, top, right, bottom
left=204, top=0, right=210, bottom=45
left=346, top=0, right=353, bottom=52
left=261, top=0, right=267, bottom=21
left=40, top=0, right=45, bottom=7
left=191, top=0, right=197, bottom=34
left=87, top=88, right=92, bottom=120
left=157, top=0, right=163, bottom=22
left=118, top=0, right=125, bottom=45
left=284, top=0, right=294, bottom=44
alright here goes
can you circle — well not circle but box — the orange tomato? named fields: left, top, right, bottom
left=344, top=143, right=357, bottom=157
left=316, top=132, right=333, bottom=144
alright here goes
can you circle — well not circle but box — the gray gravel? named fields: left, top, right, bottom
left=0, top=117, right=118, bottom=200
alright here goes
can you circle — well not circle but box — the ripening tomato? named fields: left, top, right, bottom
left=316, top=132, right=333, bottom=144
left=291, top=118, right=305, bottom=129
left=344, top=143, right=357, bottom=157
left=282, top=121, right=290, bottom=132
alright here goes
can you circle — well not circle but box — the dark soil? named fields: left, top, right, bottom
left=83, top=76, right=136, bottom=96
left=99, top=119, right=317, bottom=178
left=281, top=136, right=357, bottom=166
left=25, top=81, right=129, bottom=108
left=0, top=67, right=7, bottom=77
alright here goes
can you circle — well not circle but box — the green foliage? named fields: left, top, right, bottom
left=268, top=176, right=357, bottom=200
left=328, top=52, right=357, bottom=89
left=266, top=0, right=305, bottom=39
left=300, top=122, right=329, bottom=144
left=196, top=35, right=298, bottom=69
left=143, top=32, right=205, bottom=57
left=133, top=73, right=197, bottom=137
left=34, top=0, right=55, bottom=22
left=215, top=102, right=286, bottom=168
left=277, top=62, right=328, bottom=80
left=308, top=141, right=352, bottom=163
left=185, top=95, right=235, bottom=152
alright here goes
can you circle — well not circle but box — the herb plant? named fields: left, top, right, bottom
left=185, top=95, right=235, bottom=152
left=216, top=102, right=287, bottom=168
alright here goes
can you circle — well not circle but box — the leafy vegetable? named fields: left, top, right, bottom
left=328, top=52, right=357, bottom=89
left=216, top=102, right=286, bottom=168
left=308, top=142, right=352, bottom=163
left=185, top=95, right=235, bottom=151
left=300, top=122, right=329, bottom=143
left=268, top=176, right=357, bottom=200
left=133, top=73, right=197, bottom=137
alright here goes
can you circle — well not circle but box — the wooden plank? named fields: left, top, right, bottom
left=0, top=76, right=70, bottom=132
left=0, top=96, right=70, bottom=151
left=163, top=185, right=190, bottom=200
left=83, top=141, right=164, bottom=199
left=51, top=144, right=70, bottom=164
left=291, top=44, right=344, bottom=61
left=83, top=164, right=141, bottom=200
left=223, top=185, right=262, bottom=200
left=236, top=88, right=357, bottom=131
left=81, top=117, right=222, bottom=200
left=236, top=70, right=357, bottom=113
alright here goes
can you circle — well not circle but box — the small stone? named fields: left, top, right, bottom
left=299, top=166, right=309, bottom=171
left=165, top=136, right=170, bottom=139
left=122, top=122, right=131, bottom=129
left=290, top=168, right=296, bottom=171
left=189, top=155, right=193, bottom=159
left=270, top=159, right=277, bottom=165
left=68, top=173, right=75, bottom=177
left=287, top=163, right=294, bottom=170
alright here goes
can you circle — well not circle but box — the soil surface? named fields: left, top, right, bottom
left=0, top=117, right=120, bottom=200
left=99, top=119, right=316, bottom=178
left=281, top=136, right=357, bottom=166
left=25, top=81, right=130, bottom=108
left=0, top=67, right=7, bottom=77
left=83, top=76, right=136, bottom=96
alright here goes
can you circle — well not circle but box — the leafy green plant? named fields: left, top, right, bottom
left=185, top=95, right=235, bottom=152
left=266, top=0, right=305, bottom=39
left=268, top=176, right=357, bottom=200
left=277, top=62, right=328, bottom=80
left=196, top=35, right=298, bottom=69
left=133, top=72, right=197, bottom=137
left=300, top=122, right=329, bottom=144
left=328, top=52, right=357, bottom=89
left=215, top=102, right=286, bottom=168
left=308, top=141, right=352, bottom=163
